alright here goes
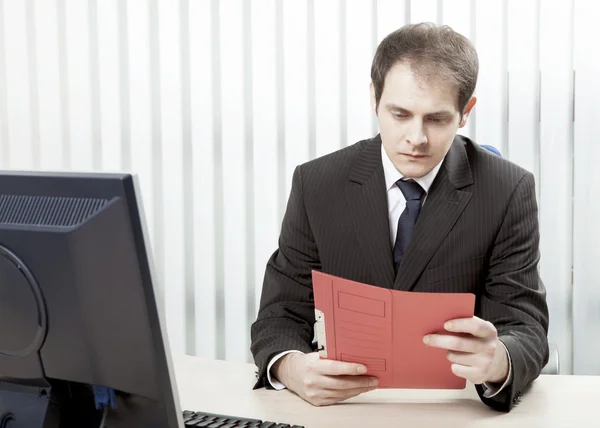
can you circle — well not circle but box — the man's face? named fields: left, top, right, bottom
left=371, top=61, right=475, bottom=178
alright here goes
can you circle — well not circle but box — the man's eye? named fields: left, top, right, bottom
left=393, top=113, right=408, bottom=119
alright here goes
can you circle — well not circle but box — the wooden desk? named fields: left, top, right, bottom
left=173, top=354, right=598, bottom=427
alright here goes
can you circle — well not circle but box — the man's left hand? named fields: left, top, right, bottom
left=423, top=316, right=509, bottom=385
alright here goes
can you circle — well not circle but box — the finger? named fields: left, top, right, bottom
left=446, top=350, right=489, bottom=368
left=324, top=385, right=377, bottom=400
left=305, top=385, right=376, bottom=407
left=444, top=317, right=496, bottom=339
left=424, top=334, right=486, bottom=353
left=449, top=363, right=487, bottom=385
left=315, top=374, right=379, bottom=390
left=307, top=358, right=368, bottom=376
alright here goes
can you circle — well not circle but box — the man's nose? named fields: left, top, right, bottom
left=405, top=120, right=427, bottom=146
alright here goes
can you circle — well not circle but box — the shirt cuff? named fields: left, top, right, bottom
left=266, top=350, right=305, bottom=390
left=482, top=340, right=513, bottom=398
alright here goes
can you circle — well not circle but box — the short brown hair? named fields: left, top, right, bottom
left=371, top=22, right=479, bottom=118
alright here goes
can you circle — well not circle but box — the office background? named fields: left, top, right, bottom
left=0, top=0, right=598, bottom=375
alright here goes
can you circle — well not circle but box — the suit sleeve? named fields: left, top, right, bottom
left=250, top=165, right=320, bottom=389
left=476, top=171, right=550, bottom=411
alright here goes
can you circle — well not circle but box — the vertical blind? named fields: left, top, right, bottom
left=1, top=0, right=599, bottom=375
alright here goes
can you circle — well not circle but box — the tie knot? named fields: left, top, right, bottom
left=396, top=179, right=425, bottom=201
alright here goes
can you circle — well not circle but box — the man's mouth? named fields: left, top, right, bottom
left=401, top=153, right=427, bottom=159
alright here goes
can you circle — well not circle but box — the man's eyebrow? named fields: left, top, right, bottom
left=426, top=111, right=454, bottom=117
left=385, top=103, right=453, bottom=117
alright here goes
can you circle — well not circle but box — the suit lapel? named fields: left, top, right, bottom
left=345, top=135, right=396, bottom=289
left=393, top=136, right=474, bottom=291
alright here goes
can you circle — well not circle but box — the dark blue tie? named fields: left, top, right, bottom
left=393, top=179, right=426, bottom=272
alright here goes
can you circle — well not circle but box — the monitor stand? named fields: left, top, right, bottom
left=0, top=380, right=103, bottom=428
left=0, top=381, right=57, bottom=428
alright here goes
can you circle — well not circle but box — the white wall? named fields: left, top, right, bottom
left=1, top=0, right=599, bottom=374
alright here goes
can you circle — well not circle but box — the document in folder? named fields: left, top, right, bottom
left=312, top=270, right=475, bottom=389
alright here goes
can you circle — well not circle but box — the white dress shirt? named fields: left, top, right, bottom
left=266, top=144, right=512, bottom=398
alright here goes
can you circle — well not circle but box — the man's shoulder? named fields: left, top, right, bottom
left=297, top=136, right=376, bottom=181
left=461, top=136, right=534, bottom=187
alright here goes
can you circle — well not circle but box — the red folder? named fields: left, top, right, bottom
left=312, top=270, right=475, bottom=389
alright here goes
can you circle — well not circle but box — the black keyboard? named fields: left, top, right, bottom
left=182, top=410, right=304, bottom=428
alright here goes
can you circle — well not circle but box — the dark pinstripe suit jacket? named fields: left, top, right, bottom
left=250, top=134, right=549, bottom=412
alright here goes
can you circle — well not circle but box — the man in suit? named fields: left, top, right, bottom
left=250, top=22, right=549, bottom=412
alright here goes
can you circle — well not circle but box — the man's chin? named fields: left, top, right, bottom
left=394, top=162, right=434, bottom=179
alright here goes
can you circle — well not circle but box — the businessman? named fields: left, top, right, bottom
left=250, top=22, right=549, bottom=412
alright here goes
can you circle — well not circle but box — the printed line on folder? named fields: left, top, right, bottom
left=341, top=354, right=387, bottom=371
left=337, top=291, right=386, bottom=317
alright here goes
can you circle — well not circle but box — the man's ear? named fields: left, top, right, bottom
left=370, top=83, right=377, bottom=114
left=459, top=96, right=477, bottom=128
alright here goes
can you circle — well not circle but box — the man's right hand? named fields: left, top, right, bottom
left=272, top=352, right=379, bottom=406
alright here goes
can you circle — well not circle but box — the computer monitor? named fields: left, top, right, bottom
left=0, top=171, right=183, bottom=427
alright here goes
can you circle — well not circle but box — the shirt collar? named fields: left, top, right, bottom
left=381, top=143, right=443, bottom=193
